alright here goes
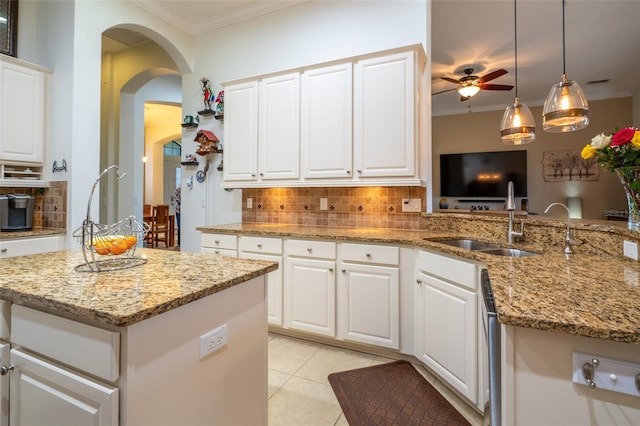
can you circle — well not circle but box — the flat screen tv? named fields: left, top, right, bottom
left=440, top=150, right=527, bottom=198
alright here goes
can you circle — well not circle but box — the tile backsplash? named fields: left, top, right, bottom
left=0, top=181, right=67, bottom=229
left=242, top=186, right=425, bottom=230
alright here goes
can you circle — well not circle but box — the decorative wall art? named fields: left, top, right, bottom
left=0, top=0, right=18, bottom=57
left=542, top=150, right=599, bottom=182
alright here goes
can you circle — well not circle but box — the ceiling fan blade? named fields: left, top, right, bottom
left=441, top=76, right=460, bottom=84
left=479, top=69, right=507, bottom=83
left=480, top=83, right=514, bottom=91
left=432, top=88, right=458, bottom=95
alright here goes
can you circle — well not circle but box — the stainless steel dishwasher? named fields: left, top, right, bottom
left=481, top=269, right=501, bottom=426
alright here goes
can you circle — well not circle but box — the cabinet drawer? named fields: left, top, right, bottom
left=201, top=233, right=237, bottom=250
left=201, top=247, right=237, bottom=257
left=0, top=235, right=63, bottom=258
left=286, top=239, right=336, bottom=259
left=11, top=305, right=120, bottom=382
left=239, top=236, right=282, bottom=255
left=418, top=250, right=476, bottom=290
left=340, top=243, right=399, bottom=266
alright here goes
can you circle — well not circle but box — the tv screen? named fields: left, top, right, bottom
left=440, top=150, right=527, bottom=198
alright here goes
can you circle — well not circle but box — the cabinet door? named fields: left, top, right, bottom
left=259, top=73, right=300, bottom=180
left=338, top=263, right=399, bottom=349
left=415, top=271, right=477, bottom=403
left=240, top=252, right=283, bottom=326
left=223, top=81, right=258, bottom=181
left=0, top=61, right=45, bottom=163
left=9, top=348, right=118, bottom=426
left=0, top=342, right=8, bottom=426
left=284, top=257, right=335, bottom=337
left=353, top=51, right=415, bottom=178
left=300, top=63, right=353, bottom=180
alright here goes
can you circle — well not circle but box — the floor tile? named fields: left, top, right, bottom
left=268, top=368, right=291, bottom=399
left=268, top=376, right=342, bottom=426
left=268, top=335, right=322, bottom=375
left=295, top=345, right=376, bottom=385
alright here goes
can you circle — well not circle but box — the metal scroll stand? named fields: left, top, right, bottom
left=72, top=165, right=150, bottom=272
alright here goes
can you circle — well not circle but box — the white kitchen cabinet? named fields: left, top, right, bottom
left=0, top=235, right=64, bottom=258
left=201, top=232, right=238, bottom=257
left=415, top=250, right=479, bottom=405
left=337, top=243, right=400, bottom=349
left=223, top=81, right=259, bottom=182
left=9, top=348, right=118, bottom=426
left=259, top=73, right=300, bottom=181
left=284, top=239, right=336, bottom=337
left=353, top=50, right=416, bottom=180
left=300, top=63, right=353, bottom=180
left=0, top=58, right=49, bottom=165
left=239, top=235, right=284, bottom=326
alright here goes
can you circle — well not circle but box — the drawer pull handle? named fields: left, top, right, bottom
left=0, top=248, right=6, bottom=253
left=0, top=365, right=14, bottom=375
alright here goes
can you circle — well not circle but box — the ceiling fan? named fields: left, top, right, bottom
left=434, top=68, right=513, bottom=101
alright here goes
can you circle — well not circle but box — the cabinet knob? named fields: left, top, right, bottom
left=251, top=173, right=256, bottom=177
left=307, top=247, right=312, bottom=252
left=416, top=279, right=423, bottom=285
left=214, top=250, right=220, bottom=254
left=329, top=268, right=334, bottom=272
left=0, top=365, right=13, bottom=375
left=365, top=253, right=371, bottom=258
left=214, top=240, right=220, bottom=244
left=346, top=170, right=351, bottom=174
left=341, top=268, right=346, bottom=273
left=260, top=173, right=264, bottom=177
left=257, top=244, right=262, bottom=248
left=357, top=169, right=362, bottom=173
left=0, top=248, right=6, bottom=253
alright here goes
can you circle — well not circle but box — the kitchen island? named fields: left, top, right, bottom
left=199, top=215, right=640, bottom=425
left=0, top=248, right=278, bottom=425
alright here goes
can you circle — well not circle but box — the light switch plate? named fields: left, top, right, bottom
left=320, top=198, right=328, bottom=210
left=402, top=198, right=421, bottom=212
left=623, top=240, right=638, bottom=260
left=246, top=198, right=253, bottom=209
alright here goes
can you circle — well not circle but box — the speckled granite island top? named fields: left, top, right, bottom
left=0, top=249, right=278, bottom=327
left=198, top=222, right=640, bottom=344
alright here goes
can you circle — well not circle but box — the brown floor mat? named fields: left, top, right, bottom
left=328, top=360, right=471, bottom=426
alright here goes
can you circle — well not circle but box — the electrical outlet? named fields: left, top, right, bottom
left=246, top=198, right=253, bottom=209
left=320, top=198, right=328, bottom=210
left=401, top=198, right=421, bottom=212
left=200, top=324, right=228, bottom=359
left=623, top=240, right=638, bottom=260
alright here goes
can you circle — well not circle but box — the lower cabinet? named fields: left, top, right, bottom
left=284, top=239, right=336, bottom=337
left=9, top=349, right=118, bottom=425
left=201, top=232, right=238, bottom=257
left=0, top=235, right=64, bottom=258
left=337, top=243, right=400, bottom=349
left=415, top=250, right=484, bottom=408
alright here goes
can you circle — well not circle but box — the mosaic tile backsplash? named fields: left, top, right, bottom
left=0, top=181, right=67, bottom=229
left=242, top=186, right=426, bottom=230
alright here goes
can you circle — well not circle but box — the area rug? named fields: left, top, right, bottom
left=328, top=360, right=471, bottom=426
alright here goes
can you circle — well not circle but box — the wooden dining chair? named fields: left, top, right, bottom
left=143, top=204, right=153, bottom=245
left=152, top=204, right=170, bottom=248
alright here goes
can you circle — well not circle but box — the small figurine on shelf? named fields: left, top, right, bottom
left=214, top=90, right=224, bottom=119
left=199, top=77, right=215, bottom=115
left=194, top=130, right=220, bottom=156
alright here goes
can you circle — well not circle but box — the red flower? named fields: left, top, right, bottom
left=611, top=127, right=637, bottom=146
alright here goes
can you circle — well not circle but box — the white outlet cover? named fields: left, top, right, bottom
left=623, top=240, right=638, bottom=260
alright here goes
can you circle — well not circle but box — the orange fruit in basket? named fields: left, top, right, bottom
left=94, top=240, right=110, bottom=255
left=109, top=241, right=128, bottom=255
left=124, top=235, right=137, bottom=248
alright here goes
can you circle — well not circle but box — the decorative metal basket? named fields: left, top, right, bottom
left=73, top=165, right=150, bottom=272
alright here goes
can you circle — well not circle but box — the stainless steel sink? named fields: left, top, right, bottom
left=477, top=247, right=538, bottom=257
left=428, top=238, right=500, bottom=251
left=427, top=238, right=539, bottom=257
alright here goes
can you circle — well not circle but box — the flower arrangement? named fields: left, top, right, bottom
left=580, top=127, right=640, bottom=172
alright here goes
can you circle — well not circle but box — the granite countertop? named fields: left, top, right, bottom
left=198, top=222, right=640, bottom=344
left=0, top=228, right=66, bottom=239
left=0, top=249, right=278, bottom=327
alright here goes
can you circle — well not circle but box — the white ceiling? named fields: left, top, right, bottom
left=121, top=0, right=640, bottom=117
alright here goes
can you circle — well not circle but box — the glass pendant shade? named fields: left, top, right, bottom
left=500, top=98, right=536, bottom=145
left=458, top=85, right=480, bottom=98
left=542, top=74, right=589, bottom=132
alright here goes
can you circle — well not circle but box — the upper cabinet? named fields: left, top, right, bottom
left=222, top=45, right=426, bottom=188
left=0, top=56, right=51, bottom=188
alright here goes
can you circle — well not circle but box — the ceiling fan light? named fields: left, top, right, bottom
left=500, top=99, right=536, bottom=145
left=457, top=84, right=480, bottom=98
left=542, top=75, right=589, bottom=132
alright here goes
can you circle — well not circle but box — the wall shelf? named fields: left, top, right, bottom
left=181, top=161, right=199, bottom=166
left=181, top=123, right=198, bottom=128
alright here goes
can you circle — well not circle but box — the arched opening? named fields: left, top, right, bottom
left=101, top=27, right=183, bottom=239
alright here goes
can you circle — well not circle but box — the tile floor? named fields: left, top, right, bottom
left=267, top=332, right=485, bottom=426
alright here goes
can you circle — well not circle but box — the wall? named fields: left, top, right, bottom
left=432, top=97, right=633, bottom=220
left=178, top=0, right=429, bottom=252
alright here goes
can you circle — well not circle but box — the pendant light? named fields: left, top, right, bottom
left=542, top=0, right=588, bottom=132
left=500, top=0, right=535, bottom=145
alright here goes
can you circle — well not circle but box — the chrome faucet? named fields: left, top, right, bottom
left=506, top=181, right=523, bottom=244
left=544, top=202, right=574, bottom=255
